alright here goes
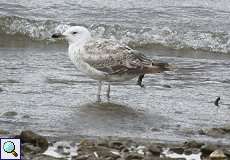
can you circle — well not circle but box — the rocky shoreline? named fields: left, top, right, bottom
left=0, top=130, right=230, bottom=160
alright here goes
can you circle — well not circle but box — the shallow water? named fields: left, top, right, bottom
left=0, top=40, right=230, bottom=144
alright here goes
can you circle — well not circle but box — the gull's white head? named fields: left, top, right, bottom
left=52, top=26, right=91, bottom=45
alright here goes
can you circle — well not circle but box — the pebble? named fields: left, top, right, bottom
left=15, top=130, right=48, bottom=153
left=169, top=147, right=184, bottom=154
left=148, top=145, right=161, bottom=156
left=201, top=144, right=218, bottom=155
left=124, top=153, right=143, bottom=160
left=22, top=143, right=42, bottom=154
left=109, top=141, right=125, bottom=150
left=22, top=115, right=30, bottom=118
left=73, top=155, right=89, bottom=160
left=183, top=140, right=204, bottom=148
left=0, top=129, right=9, bottom=135
left=184, top=149, right=192, bottom=155
left=163, top=84, right=172, bottom=88
left=209, top=149, right=226, bottom=160
left=2, top=111, right=18, bottom=117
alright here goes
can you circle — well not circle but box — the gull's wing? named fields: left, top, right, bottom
left=83, top=40, right=154, bottom=75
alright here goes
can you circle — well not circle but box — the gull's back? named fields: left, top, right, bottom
left=83, top=39, right=147, bottom=75
left=80, top=39, right=170, bottom=82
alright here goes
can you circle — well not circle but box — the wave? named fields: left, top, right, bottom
left=0, top=15, right=230, bottom=53
left=0, top=16, right=70, bottom=40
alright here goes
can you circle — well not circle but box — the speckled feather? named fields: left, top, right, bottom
left=83, top=39, right=165, bottom=75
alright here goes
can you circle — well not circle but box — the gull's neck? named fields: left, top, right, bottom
left=68, top=32, right=91, bottom=63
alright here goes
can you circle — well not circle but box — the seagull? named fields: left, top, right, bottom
left=52, top=26, right=172, bottom=102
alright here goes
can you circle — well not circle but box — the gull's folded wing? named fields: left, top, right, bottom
left=83, top=40, right=150, bottom=75
left=83, top=39, right=170, bottom=75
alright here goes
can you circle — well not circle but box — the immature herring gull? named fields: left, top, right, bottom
left=52, top=26, right=172, bottom=102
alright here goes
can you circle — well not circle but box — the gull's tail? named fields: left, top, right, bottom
left=137, top=60, right=175, bottom=87
left=142, top=61, right=175, bottom=74
left=131, top=50, right=175, bottom=74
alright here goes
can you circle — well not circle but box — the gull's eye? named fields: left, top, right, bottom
left=72, top=32, right=78, bottom=35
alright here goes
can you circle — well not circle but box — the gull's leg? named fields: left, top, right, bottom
left=106, top=83, right=111, bottom=100
left=137, top=74, right=145, bottom=87
left=97, top=81, right=102, bottom=102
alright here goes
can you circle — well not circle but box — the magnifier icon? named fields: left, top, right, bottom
left=3, top=141, right=18, bottom=157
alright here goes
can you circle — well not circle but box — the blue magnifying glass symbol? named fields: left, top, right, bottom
left=3, top=141, right=18, bottom=157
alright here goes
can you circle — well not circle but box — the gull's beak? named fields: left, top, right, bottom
left=51, top=33, right=65, bottom=38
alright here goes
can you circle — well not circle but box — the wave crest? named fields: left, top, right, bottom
left=0, top=16, right=230, bottom=53
left=0, top=16, right=70, bottom=40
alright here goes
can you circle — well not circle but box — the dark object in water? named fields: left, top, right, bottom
left=137, top=74, right=145, bottom=87
left=214, top=97, right=220, bottom=106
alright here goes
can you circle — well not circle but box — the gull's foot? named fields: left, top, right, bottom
left=106, top=94, right=111, bottom=102
left=137, top=74, right=145, bottom=88
left=106, top=83, right=111, bottom=101
left=96, top=95, right=102, bottom=103
left=137, top=82, right=145, bottom=88
left=214, top=96, right=220, bottom=106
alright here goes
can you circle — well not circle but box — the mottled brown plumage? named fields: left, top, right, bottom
left=83, top=39, right=171, bottom=86
left=84, top=39, right=170, bottom=75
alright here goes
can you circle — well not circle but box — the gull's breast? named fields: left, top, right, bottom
left=68, top=46, right=107, bottom=80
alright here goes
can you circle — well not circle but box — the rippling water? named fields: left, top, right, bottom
left=0, top=0, right=230, bottom=144
left=1, top=0, right=230, bottom=53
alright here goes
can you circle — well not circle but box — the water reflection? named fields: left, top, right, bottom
left=79, top=102, right=141, bottom=119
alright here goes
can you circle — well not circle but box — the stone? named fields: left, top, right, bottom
left=2, top=111, right=17, bottom=117
left=77, top=145, right=120, bottom=160
left=183, top=140, right=204, bottom=148
left=109, top=141, right=125, bottom=150
left=148, top=145, right=161, bottom=156
left=209, top=149, right=226, bottom=160
left=121, top=147, right=129, bottom=153
left=0, top=79, right=19, bottom=83
left=184, top=149, right=192, bottom=155
left=0, top=129, right=9, bottom=135
left=56, top=146, right=70, bottom=156
left=73, top=155, right=89, bottom=160
left=191, top=148, right=201, bottom=154
left=201, top=144, right=218, bottom=155
left=97, top=139, right=109, bottom=147
left=205, top=128, right=225, bottom=137
left=22, top=115, right=30, bottom=118
left=136, top=146, right=146, bottom=155
left=22, top=143, right=42, bottom=153
left=175, top=111, right=183, bottom=114
left=198, top=129, right=206, bottom=135
left=169, top=147, right=184, bottom=154
left=25, top=154, right=66, bottom=160
left=223, top=149, right=230, bottom=158
left=222, top=125, right=230, bottom=133
left=151, top=128, right=160, bottom=132
left=79, top=139, right=95, bottom=147
left=15, top=130, right=48, bottom=153
left=163, top=85, right=172, bottom=88
left=124, top=153, right=143, bottom=160
left=199, top=126, right=230, bottom=137
left=53, top=142, right=71, bottom=156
